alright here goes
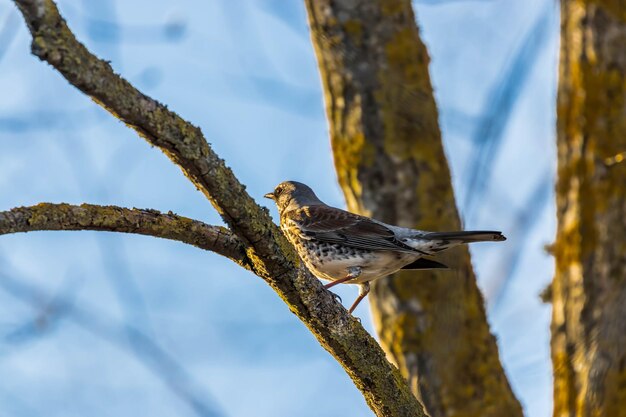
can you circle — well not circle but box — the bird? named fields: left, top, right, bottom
left=264, top=181, right=506, bottom=314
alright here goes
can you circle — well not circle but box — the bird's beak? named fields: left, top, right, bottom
left=264, top=192, right=275, bottom=200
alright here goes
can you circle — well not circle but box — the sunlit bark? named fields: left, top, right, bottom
left=552, top=2, right=626, bottom=416
left=305, top=1, right=522, bottom=416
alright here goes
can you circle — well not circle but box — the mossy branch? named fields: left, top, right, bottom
left=10, top=1, right=428, bottom=415
left=0, top=203, right=253, bottom=270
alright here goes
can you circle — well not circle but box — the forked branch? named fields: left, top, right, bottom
left=10, top=1, right=428, bottom=415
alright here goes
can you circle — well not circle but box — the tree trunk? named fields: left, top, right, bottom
left=305, top=1, right=523, bottom=416
left=552, top=2, right=626, bottom=416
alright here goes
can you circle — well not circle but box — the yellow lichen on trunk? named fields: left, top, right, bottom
left=305, top=1, right=522, bottom=416
left=552, top=1, right=626, bottom=416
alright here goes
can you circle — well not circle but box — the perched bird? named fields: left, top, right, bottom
left=265, top=181, right=505, bottom=314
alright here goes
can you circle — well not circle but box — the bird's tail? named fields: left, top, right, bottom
left=421, top=230, right=506, bottom=243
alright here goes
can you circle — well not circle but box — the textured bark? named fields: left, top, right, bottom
left=305, top=1, right=523, bottom=416
left=552, top=2, right=626, bottom=416
left=0, top=203, right=253, bottom=269
left=11, top=1, right=428, bottom=415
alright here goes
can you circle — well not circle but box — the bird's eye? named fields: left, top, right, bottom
left=275, top=186, right=283, bottom=195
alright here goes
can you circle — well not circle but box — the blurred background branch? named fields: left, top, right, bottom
left=0, top=266, right=225, bottom=417
left=462, top=2, right=553, bottom=221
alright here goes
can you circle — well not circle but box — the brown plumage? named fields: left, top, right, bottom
left=265, top=181, right=505, bottom=313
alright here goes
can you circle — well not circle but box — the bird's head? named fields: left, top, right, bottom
left=264, top=181, right=322, bottom=213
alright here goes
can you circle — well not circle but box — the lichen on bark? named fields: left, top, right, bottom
left=0, top=203, right=253, bottom=269
left=305, top=1, right=523, bottom=416
left=552, top=1, right=626, bottom=416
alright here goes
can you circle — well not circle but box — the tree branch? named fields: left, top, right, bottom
left=0, top=203, right=252, bottom=270
left=11, top=1, right=427, bottom=415
left=13, top=0, right=281, bottom=258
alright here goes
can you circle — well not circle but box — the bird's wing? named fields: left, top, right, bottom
left=285, top=205, right=422, bottom=254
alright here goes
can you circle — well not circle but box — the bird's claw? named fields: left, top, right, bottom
left=330, top=292, right=342, bottom=303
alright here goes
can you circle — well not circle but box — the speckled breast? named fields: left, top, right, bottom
left=286, top=236, right=412, bottom=284
left=295, top=238, right=373, bottom=281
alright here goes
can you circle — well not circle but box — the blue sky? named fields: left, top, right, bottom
left=0, top=1, right=557, bottom=416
